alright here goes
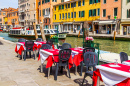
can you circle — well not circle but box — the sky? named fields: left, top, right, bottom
left=0, top=0, right=18, bottom=9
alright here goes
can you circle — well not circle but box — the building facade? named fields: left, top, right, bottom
left=120, top=0, right=130, bottom=35
left=53, top=0, right=101, bottom=33
left=7, top=8, right=19, bottom=27
left=18, top=0, right=39, bottom=27
left=38, top=0, right=61, bottom=29
left=0, top=9, right=7, bottom=27
left=96, top=0, right=122, bottom=34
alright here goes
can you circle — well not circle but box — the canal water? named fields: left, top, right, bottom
left=0, top=32, right=130, bottom=56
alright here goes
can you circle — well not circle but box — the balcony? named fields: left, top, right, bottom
left=19, top=10, right=25, bottom=13
left=44, top=14, right=50, bottom=18
left=19, top=19, right=25, bottom=22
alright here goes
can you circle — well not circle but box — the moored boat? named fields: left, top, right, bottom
left=8, top=27, right=67, bottom=40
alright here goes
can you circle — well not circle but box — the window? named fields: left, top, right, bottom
left=74, top=12, right=76, bottom=18
left=59, top=14, right=61, bottom=19
left=89, top=0, right=92, bottom=4
left=93, top=9, right=96, bottom=16
left=103, top=9, right=106, bottom=17
left=65, top=13, right=67, bottom=19
left=39, top=10, right=41, bottom=16
left=127, top=9, right=130, bottom=18
left=74, top=2, right=76, bottom=7
left=115, top=0, right=118, bottom=1
left=62, top=13, right=64, bottom=19
left=82, top=0, right=85, bottom=6
left=127, top=0, right=130, bottom=3
left=78, top=1, right=81, bottom=6
left=103, top=0, right=106, bottom=4
left=97, top=8, right=100, bottom=16
left=79, top=11, right=81, bottom=17
left=81, top=11, right=85, bottom=17
left=68, top=4, right=70, bottom=8
left=42, top=0, right=44, bottom=4
left=38, top=2, right=41, bottom=5
left=52, top=0, right=57, bottom=2
left=61, top=0, right=64, bottom=2
left=45, top=0, right=50, bottom=3
left=114, top=8, right=118, bottom=16
left=71, top=3, right=74, bottom=8
left=68, top=13, right=70, bottom=18
left=55, top=14, right=56, bottom=20
left=65, top=4, right=67, bottom=9
left=59, top=5, right=61, bottom=10
left=71, top=12, right=73, bottom=18
left=89, top=10, right=92, bottom=17
left=43, top=9, right=45, bottom=16
left=62, top=5, right=64, bottom=9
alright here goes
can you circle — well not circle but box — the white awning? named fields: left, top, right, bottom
left=99, top=21, right=116, bottom=25
left=63, top=22, right=73, bottom=24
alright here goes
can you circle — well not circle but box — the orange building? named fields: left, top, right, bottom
left=98, top=0, right=121, bottom=34
left=38, top=0, right=61, bottom=29
left=6, top=8, right=19, bottom=27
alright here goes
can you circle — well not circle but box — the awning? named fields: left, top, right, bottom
left=99, top=21, right=116, bottom=25
left=63, top=22, right=73, bottom=24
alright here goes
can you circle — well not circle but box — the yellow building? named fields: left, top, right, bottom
left=53, top=0, right=100, bottom=33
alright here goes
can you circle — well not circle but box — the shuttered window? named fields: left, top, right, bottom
left=103, top=9, right=106, bottom=17
left=42, top=9, right=45, bottom=16
left=114, top=8, right=118, bottom=16
left=68, top=13, right=70, bottom=18
left=74, top=12, right=76, bottom=18
left=89, top=10, right=92, bottom=17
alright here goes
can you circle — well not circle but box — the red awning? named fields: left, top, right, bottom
left=12, top=27, right=21, bottom=29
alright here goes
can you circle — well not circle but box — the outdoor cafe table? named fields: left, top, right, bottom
left=38, top=49, right=73, bottom=79
left=15, top=41, right=46, bottom=59
left=122, top=60, right=130, bottom=66
left=93, top=63, right=130, bottom=86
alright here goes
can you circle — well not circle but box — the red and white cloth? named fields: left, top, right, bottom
left=38, top=49, right=73, bottom=69
left=93, top=63, right=130, bottom=86
left=70, top=48, right=83, bottom=66
left=15, top=42, right=46, bottom=55
left=122, top=60, right=130, bottom=66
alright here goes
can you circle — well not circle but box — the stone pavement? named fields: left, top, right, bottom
left=0, top=38, right=105, bottom=86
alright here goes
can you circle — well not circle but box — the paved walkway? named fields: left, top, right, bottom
left=0, top=38, right=104, bottom=86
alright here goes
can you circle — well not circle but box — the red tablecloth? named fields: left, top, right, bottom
left=70, top=48, right=83, bottom=66
left=15, top=42, right=39, bottom=55
left=93, top=63, right=130, bottom=86
left=39, top=49, right=73, bottom=69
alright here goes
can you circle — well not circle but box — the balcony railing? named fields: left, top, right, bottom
left=44, top=14, right=50, bottom=18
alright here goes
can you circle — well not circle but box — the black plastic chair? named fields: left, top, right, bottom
left=36, top=38, right=43, bottom=42
left=54, top=49, right=72, bottom=80
left=82, top=52, right=98, bottom=86
left=41, top=44, right=51, bottom=49
left=120, top=52, right=128, bottom=63
left=80, top=47, right=95, bottom=76
left=24, top=40, right=35, bottom=61
left=18, top=38, right=26, bottom=42
left=46, top=39, right=53, bottom=46
left=62, top=43, right=71, bottom=49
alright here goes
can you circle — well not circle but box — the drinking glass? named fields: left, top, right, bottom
left=114, top=59, right=118, bottom=65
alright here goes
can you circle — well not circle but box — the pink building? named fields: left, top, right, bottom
left=98, top=0, right=121, bottom=34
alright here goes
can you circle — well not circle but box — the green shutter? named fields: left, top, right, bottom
left=127, top=9, right=129, bottom=18
left=79, top=11, right=81, bottom=17
left=83, top=0, right=84, bottom=5
left=96, top=0, right=98, bottom=3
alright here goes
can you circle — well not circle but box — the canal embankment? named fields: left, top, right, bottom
left=67, top=33, right=130, bottom=41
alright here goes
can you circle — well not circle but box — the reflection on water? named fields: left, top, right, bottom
left=0, top=32, right=18, bottom=42
left=60, top=37, right=130, bottom=56
left=0, top=32, right=130, bottom=56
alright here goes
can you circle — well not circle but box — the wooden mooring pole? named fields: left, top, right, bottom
left=40, top=23, right=46, bottom=41
left=34, top=24, right=38, bottom=39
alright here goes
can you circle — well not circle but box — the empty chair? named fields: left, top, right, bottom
left=82, top=52, right=98, bottom=86
left=36, top=38, right=43, bottom=42
left=62, top=43, right=71, bottom=49
left=80, top=47, right=95, bottom=76
left=120, top=52, right=128, bottom=63
left=18, top=38, right=26, bottom=42
left=46, top=39, right=53, bottom=46
left=54, top=49, right=72, bottom=80
left=24, top=40, right=35, bottom=61
left=41, top=44, right=51, bottom=49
